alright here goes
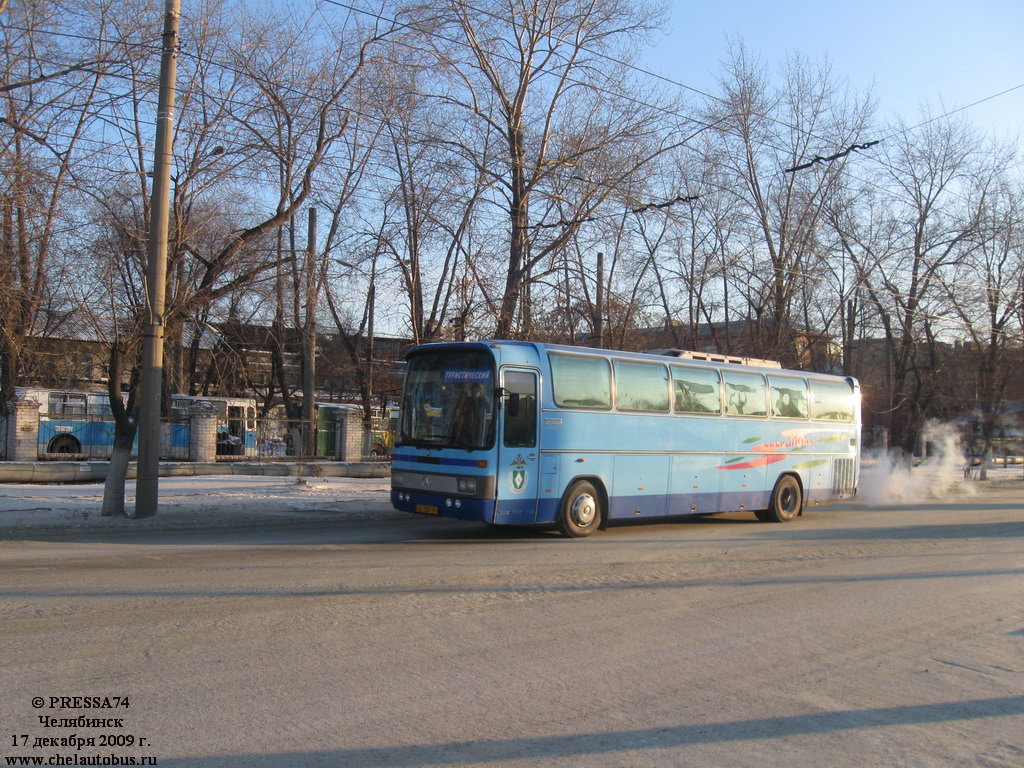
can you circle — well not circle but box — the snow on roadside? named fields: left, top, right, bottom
left=0, top=474, right=392, bottom=529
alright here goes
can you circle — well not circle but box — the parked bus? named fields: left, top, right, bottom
left=170, top=395, right=257, bottom=456
left=390, top=341, right=860, bottom=537
left=16, top=388, right=127, bottom=457
left=10, top=388, right=259, bottom=459
left=12, top=388, right=396, bottom=460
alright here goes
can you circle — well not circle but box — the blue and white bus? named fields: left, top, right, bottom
left=170, top=395, right=258, bottom=456
left=13, top=388, right=257, bottom=459
left=390, top=341, right=860, bottom=537
left=16, top=388, right=127, bottom=457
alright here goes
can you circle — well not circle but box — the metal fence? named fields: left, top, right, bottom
left=234, top=416, right=394, bottom=461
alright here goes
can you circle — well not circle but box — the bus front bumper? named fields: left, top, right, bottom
left=391, top=490, right=496, bottom=523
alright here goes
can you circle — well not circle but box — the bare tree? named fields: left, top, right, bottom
left=652, top=141, right=744, bottom=352
left=943, top=178, right=1023, bottom=474
left=832, top=114, right=1001, bottom=455
left=709, top=45, right=873, bottom=364
left=414, top=0, right=678, bottom=338
left=73, top=0, right=395, bottom=512
left=0, top=0, right=143, bottom=403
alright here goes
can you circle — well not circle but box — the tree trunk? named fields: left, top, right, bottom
left=100, top=342, right=140, bottom=516
left=101, top=425, right=136, bottom=517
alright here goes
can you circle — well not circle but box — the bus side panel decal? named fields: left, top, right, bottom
left=715, top=454, right=786, bottom=470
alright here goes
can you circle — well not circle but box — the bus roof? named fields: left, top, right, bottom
left=647, top=348, right=783, bottom=369
left=405, top=340, right=854, bottom=383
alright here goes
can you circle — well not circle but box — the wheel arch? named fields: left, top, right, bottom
left=47, top=433, right=83, bottom=454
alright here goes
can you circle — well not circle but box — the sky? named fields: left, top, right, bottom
left=643, top=0, right=1023, bottom=146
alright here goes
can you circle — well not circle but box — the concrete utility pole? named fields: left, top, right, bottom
left=364, top=265, right=376, bottom=456
left=302, top=208, right=317, bottom=458
left=134, top=0, right=180, bottom=518
left=595, top=251, right=604, bottom=349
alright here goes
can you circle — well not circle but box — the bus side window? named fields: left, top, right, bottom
left=722, top=372, right=767, bottom=416
left=549, top=353, right=611, bottom=409
left=88, top=394, right=114, bottom=420
left=614, top=361, right=670, bottom=412
left=810, top=380, right=854, bottom=421
left=769, top=377, right=808, bottom=419
left=503, top=371, right=536, bottom=448
left=49, top=393, right=86, bottom=419
left=671, top=366, right=721, bottom=414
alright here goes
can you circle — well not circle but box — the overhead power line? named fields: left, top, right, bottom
left=784, top=141, right=881, bottom=174
left=532, top=194, right=701, bottom=229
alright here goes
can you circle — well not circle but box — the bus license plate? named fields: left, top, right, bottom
left=416, top=504, right=438, bottom=515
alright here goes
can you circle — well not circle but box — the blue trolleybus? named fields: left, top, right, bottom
left=390, top=341, right=860, bottom=537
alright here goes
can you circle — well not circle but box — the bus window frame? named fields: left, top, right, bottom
left=48, top=392, right=87, bottom=419
left=612, top=359, right=671, bottom=413
left=670, top=365, right=723, bottom=416
left=721, top=370, right=769, bottom=418
left=808, top=378, right=856, bottom=423
left=768, top=375, right=809, bottom=420
left=501, top=368, right=539, bottom=448
left=548, top=352, right=613, bottom=411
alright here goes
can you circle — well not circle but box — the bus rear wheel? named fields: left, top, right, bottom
left=558, top=480, right=603, bottom=538
left=48, top=434, right=82, bottom=455
left=762, top=475, right=802, bottom=522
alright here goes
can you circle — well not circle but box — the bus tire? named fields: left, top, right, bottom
left=558, top=480, right=603, bottom=538
left=48, top=434, right=82, bottom=454
left=764, top=474, right=802, bottom=522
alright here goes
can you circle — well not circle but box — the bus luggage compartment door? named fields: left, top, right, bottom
left=669, top=454, right=721, bottom=514
left=611, top=454, right=669, bottom=518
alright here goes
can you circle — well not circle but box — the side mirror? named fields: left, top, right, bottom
left=496, top=388, right=521, bottom=418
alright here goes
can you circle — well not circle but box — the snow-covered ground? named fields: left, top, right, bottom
left=0, top=474, right=392, bottom=529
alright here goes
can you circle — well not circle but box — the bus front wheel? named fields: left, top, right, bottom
left=558, top=480, right=603, bottom=538
left=762, top=475, right=802, bottom=522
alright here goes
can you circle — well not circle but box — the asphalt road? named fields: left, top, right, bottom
left=1, top=484, right=1022, bottom=767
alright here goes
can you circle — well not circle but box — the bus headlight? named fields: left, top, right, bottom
left=392, top=472, right=405, bottom=486
left=457, top=477, right=477, bottom=494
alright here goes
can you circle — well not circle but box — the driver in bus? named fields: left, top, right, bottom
left=451, top=382, right=487, bottom=446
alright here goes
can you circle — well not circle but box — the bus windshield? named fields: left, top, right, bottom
left=399, top=349, right=495, bottom=450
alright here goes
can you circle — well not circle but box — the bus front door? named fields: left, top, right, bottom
left=495, top=368, right=539, bottom=525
